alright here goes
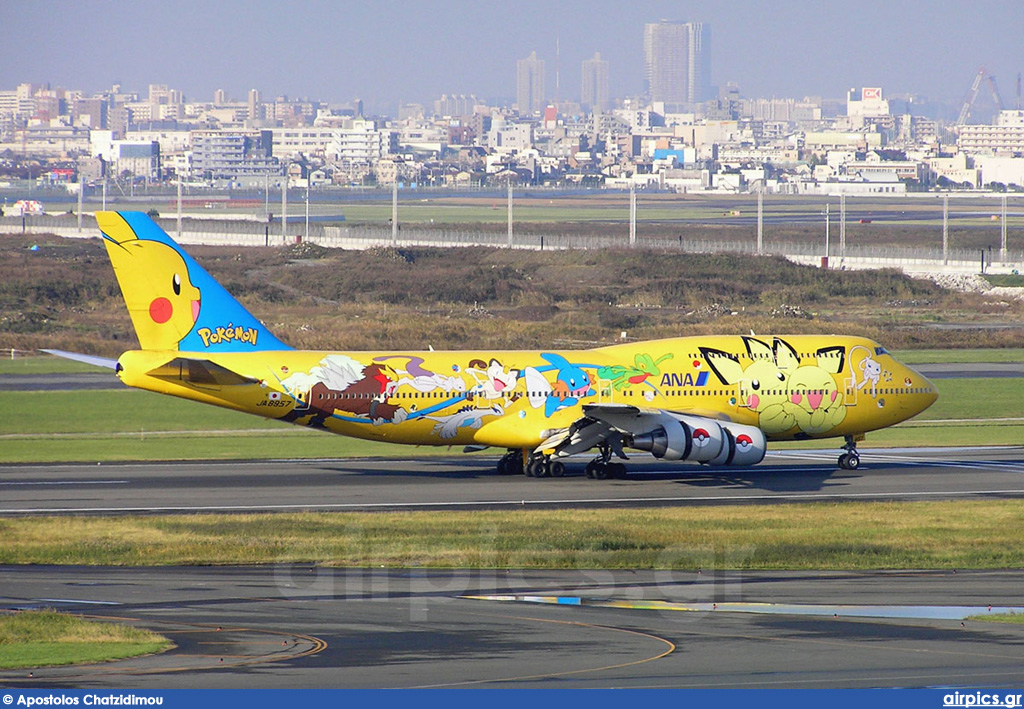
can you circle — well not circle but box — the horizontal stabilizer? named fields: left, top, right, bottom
left=147, top=357, right=258, bottom=386
left=41, top=349, right=118, bottom=370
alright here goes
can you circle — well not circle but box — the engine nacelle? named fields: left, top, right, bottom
left=629, top=415, right=766, bottom=467
left=720, top=421, right=767, bottom=467
left=630, top=414, right=691, bottom=460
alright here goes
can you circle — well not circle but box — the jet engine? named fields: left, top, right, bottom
left=629, top=414, right=766, bottom=467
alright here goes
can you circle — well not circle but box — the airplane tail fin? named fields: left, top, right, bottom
left=97, top=211, right=292, bottom=352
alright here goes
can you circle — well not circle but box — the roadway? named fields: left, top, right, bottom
left=1, top=447, right=1024, bottom=515
left=2, top=566, right=1024, bottom=688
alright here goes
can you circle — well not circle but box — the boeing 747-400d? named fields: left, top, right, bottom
left=48, top=212, right=938, bottom=479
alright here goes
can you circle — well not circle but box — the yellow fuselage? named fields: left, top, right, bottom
left=116, top=334, right=937, bottom=453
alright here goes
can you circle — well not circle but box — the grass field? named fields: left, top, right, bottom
left=1, top=500, right=1022, bottom=569
left=0, top=377, right=1018, bottom=463
left=970, top=613, right=1024, bottom=624
left=0, top=610, right=170, bottom=669
left=893, top=348, right=1024, bottom=364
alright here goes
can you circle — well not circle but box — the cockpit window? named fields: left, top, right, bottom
left=875, top=347, right=889, bottom=356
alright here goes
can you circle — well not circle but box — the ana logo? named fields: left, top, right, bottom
left=736, top=433, right=753, bottom=453
left=693, top=428, right=711, bottom=447
left=197, top=323, right=259, bottom=348
left=660, top=371, right=710, bottom=387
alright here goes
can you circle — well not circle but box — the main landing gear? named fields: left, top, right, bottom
left=497, top=443, right=627, bottom=479
left=838, top=435, right=861, bottom=470
left=497, top=450, right=524, bottom=476
left=497, top=450, right=565, bottom=477
left=584, top=442, right=627, bottom=480
left=526, top=455, right=565, bottom=478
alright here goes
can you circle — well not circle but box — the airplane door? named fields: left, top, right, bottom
left=597, top=378, right=614, bottom=404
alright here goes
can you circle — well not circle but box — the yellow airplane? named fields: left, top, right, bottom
left=48, top=212, right=939, bottom=478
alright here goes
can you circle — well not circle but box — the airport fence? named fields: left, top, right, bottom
left=1, top=213, right=1021, bottom=269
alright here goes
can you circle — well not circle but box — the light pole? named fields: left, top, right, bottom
left=507, top=179, right=513, bottom=248
left=943, top=193, right=949, bottom=265
left=839, top=193, right=846, bottom=259
left=823, top=202, right=830, bottom=268
left=176, top=170, right=182, bottom=238
left=1001, top=193, right=1008, bottom=263
left=629, top=182, right=637, bottom=247
left=756, top=189, right=763, bottom=254
left=281, top=169, right=288, bottom=241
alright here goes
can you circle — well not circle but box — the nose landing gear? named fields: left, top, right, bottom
left=838, top=435, right=861, bottom=470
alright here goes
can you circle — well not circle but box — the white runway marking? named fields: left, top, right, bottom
left=0, top=480, right=129, bottom=486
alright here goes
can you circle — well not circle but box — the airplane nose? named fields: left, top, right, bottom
left=905, top=365, right=939, bottom=416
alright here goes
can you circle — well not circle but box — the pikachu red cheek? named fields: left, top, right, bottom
left=150, top=297, right=173, bottom=324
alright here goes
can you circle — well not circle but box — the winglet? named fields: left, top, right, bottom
left=97, top=211, right=292, bottom=352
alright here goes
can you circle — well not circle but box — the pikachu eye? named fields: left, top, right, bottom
left=172, top=273, right=181, bottom=296
left=777, top=372, right=786, bottom=381
left=751, top=379, right=760, bottom=390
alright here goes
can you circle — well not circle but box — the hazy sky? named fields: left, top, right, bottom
left=2, top=0, right=1021, bottom=112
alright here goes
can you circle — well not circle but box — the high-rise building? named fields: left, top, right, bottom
left=643, top=20, right=710, bottom=107
left=581, top=52, right=609, bottom=112
left=248, top=89, right=262, bottom=121
left=516, top=50, right=545, bottom=115
left=687, top=22, right=710, bottom=104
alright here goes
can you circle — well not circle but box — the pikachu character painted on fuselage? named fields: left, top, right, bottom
left=98, top=212, right=201, bottom=350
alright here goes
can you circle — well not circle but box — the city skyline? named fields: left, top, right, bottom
left=1, top=0, right=1022, bottom=114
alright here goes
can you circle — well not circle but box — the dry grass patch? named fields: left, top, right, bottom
left=2, top=501, right=1023, bottom=569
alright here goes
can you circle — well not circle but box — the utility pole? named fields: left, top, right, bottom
left=102, top=177, right=107, bottom=211
left=507, top=180, right=513, bottom=248
left=392, top=179, right=398, bottom=246
left=305, top=181, right=310, bottom=242
left=756, top=189, right=763, bottom=254
left=943, top=194, right=949, bottom=265
left=629, top=183, right=637, bottom=246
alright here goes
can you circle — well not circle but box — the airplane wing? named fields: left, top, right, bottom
left=41, top=349, right=118, bottom=369
left=537, top=403, right=768, bottom=468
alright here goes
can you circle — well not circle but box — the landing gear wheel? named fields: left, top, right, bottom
left=585, top=461, right=598, bottom=479
left=838, top=453, right=860, bottom=470
left=593, top=463, right=610, bottom=480
left=527, top=458, right=550, bottom=478
left=497, top=451, right=519, bottom=475
left=838, top=435, right=861, bottom=471
left=550, top=461, right=565, bottom=477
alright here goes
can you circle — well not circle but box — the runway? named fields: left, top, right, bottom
left=1, top=446, right=1023, bottom=515
left=3, top=566, right=1024, bottom=688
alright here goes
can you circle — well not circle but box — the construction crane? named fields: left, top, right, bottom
left=957, top=67, right=1004, bottom=125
